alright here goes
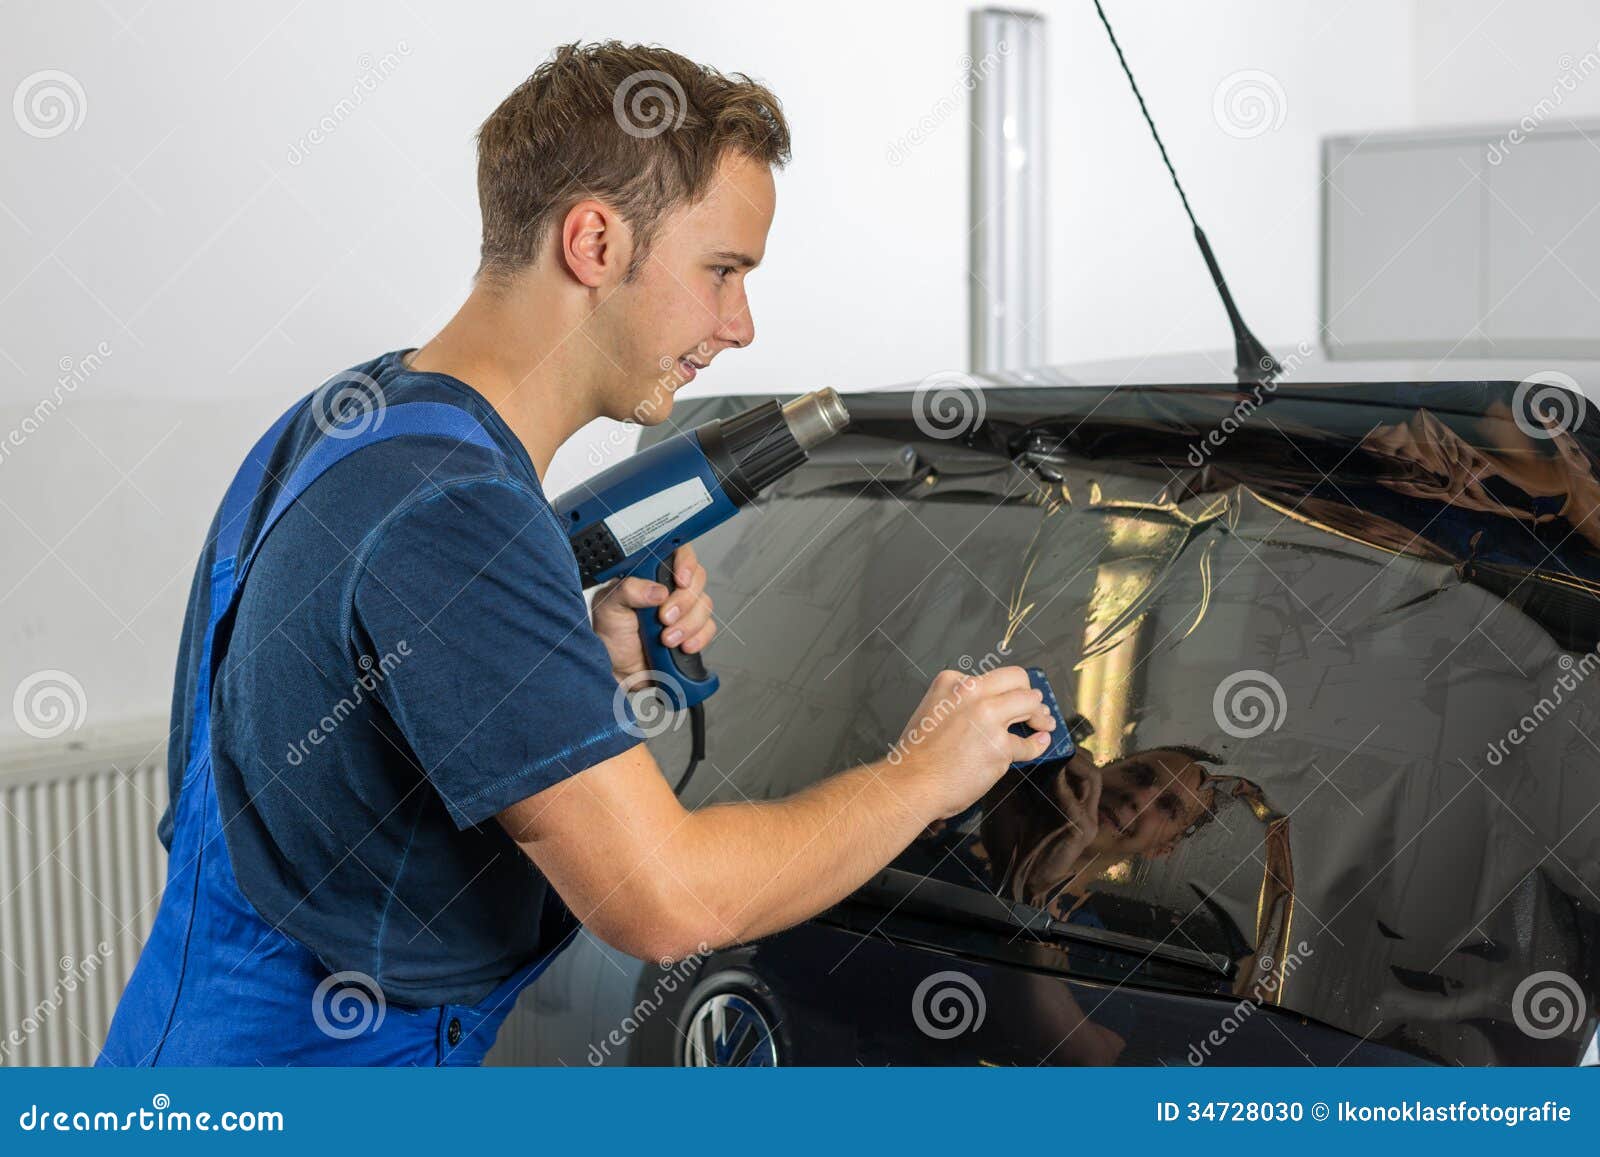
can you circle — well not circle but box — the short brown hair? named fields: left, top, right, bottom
left=475, top=41, right=791, bottom=284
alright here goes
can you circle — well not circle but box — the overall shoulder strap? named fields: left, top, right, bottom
left=182, top=396, right=503, bottom=772
left=211, top=397, right=307, bottom=579
left=225, top=401, right=501, bottom=599
left=179, top=393, right=307, bottom=774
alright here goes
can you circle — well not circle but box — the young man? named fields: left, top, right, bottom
left=100, top=41, right=1055, bottom=1067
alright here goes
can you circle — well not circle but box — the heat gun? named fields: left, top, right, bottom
left=554, top=389, right=851, bottom=711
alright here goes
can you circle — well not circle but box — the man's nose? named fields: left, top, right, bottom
left=1105, top=789, right=1143, bottom=828
left=717, top=296, right=755, bottom=350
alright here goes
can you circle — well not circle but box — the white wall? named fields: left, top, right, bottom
left=1046, top=0, right=1414, bottom=366
left=1414, top=0, right=1600, bottom=124
left=0, top=0, right=1541, bottom=741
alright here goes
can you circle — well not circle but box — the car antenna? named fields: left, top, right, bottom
left=1091, top=0, right=1283, bottom=384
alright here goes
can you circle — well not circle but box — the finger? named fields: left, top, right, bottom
left=659, top=578, right=709, bottom=626
left=991, top=687, right=1054, bottom=727
left=978, top=666, right=1034, bottom=695
left=1004, top=730, right=1052, bottom=765
left=670, top=543, right=700, bottom=588
left=1083, top=769, right=1102, bottom=818
left=677, top=618, right=718, bottom=655
left=606, top=575, right=668, bottom=611
left=1051, top=766, right=1076, bottom=803
left=662, top=596, right=713, bottom=645
left=660, top=560, right=707, bottom=623
left=683, top=557, right=708, bottom=598
left=1023, top=704, right=1056, bottom=733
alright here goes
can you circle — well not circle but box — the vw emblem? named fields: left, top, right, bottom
left=682, top=992, right=779, bottom=1067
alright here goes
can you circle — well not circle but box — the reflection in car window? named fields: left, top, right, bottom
left=661, top=386, right=1600, bottom=1065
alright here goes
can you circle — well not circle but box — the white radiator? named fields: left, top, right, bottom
left=0, top=725, right=168, bottom=1067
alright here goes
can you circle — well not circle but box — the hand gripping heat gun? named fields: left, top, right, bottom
left=553, top=389, right=851, bottom=711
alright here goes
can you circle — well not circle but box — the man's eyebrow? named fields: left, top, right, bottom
left=1120, top=757, right=1160, bottom=783
left=708, top=249, right=759, bottom=268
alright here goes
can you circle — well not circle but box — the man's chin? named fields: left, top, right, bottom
left=623, top=387, right=676, bottom=426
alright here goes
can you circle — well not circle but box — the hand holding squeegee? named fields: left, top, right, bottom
left=1009, top=667, right=1076, bottom=766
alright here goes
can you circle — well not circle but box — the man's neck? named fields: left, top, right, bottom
left=404, top=279, right=604, bottom=482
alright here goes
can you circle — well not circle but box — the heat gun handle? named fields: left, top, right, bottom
left=635, top=557, right=720, bottom=711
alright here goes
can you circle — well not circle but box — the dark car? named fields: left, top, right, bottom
left=488, top=351, right=1600, bottom=1067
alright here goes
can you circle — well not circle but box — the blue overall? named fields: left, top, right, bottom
left=99, top=393, right=573, bottom=1066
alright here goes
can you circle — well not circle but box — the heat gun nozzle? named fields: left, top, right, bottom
left=707, top=388, right=852, bottom=506
left=781, top=388, right=851, bottom=451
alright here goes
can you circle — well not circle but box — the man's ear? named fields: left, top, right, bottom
left=559, top=199, right=631, bottom=288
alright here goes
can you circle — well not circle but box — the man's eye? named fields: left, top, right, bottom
left=711, top=265, right=735, bottom=281
left=1125, top=762, right=1157, bottom=789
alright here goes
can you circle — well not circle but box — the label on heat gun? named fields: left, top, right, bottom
left=602, top=477, right=714, bottom=556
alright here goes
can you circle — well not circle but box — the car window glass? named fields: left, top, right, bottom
left=648, top=390, right=1600, bottom=1065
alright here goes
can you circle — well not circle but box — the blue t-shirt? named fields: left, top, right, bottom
left=162, top=350, right=641, bottom=1007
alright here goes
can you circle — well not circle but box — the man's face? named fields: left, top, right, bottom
left=1087, top=750, right=1213, bottom=858
left=593, top=150, right=775, bottom=424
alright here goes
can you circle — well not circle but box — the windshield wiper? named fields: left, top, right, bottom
left=840, top=867, right=1235, bottom=981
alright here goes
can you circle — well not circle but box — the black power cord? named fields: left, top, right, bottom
left=676, top=701, right=707, bottom=797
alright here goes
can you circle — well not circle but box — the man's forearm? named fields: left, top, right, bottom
left=506, top=666, right=1046, bottom=962
left=660, top=755, right=942, bottom=948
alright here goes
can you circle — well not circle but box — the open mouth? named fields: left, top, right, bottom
left=677, top=356, right=706, bottom=381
